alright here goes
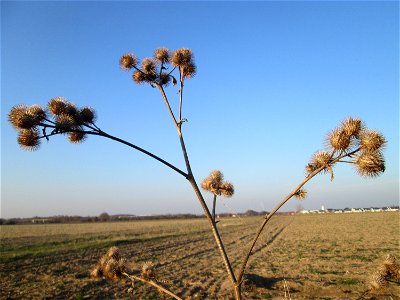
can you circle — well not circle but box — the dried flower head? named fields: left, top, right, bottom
left=56, top=114, right=75, bottom=131
left=68, top=131, right=86, bottom=143
left=220, top=182, right=235, bottom=197
left=181, top=62, right=196, bottom=79
left=355, top=151, right=385, bottom=177
left=312, top=151, right=331, bottom=168
left=383, top=254, right=400, bottom=279
left=142, top=58, right=156, bottom=75
left=201, top=170, right=223, bottom=193
left=341, top=117, right=363, bottom=138
left=384, top=254, right=397, bottom=266
left=294, top=188, right=307, bottom=200
left=77, top=107, right=96, bottom=124
left=360, top=130, right=386, bottom=152
left=141, top=261, right=156, bottom=281
left=370, top=272, right=388, bottom=290
left=91, top=247, right=127, bottom=282
left=171, top=48, right=193, bottom=67
left=120, top=53, right=138, bottom=70
left=18, top=129, right=40, bottom=151
left=327, top=127, right=351, bottom=151
left=132, top=70, right=146, bottom=84
left=154, top=47, right=170, bottom=63
left=305, top=163, right=318, bottom=175
left=48, top=97, right=77, bottom=116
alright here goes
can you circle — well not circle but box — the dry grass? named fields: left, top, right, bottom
left=1, top=212, right=398, bottom=299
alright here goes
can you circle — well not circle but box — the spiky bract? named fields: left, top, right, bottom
left=312, top=151, right=331, bottom=168
left=77, top=107, right=96, bottom=124
left=141, top=261, right=156, bottom=281
left=91, top=247, right=127, bottom=282
left=181, top=62, right=196, bottom=79
left=154, top=47, right=170, bottom=63
left=341, top=117, right=363, bottom=138
left=327, top=127, right=351, bottom=151
left=360, top=130, right=386, bottom=152
left=294, top=188, right=307, bottom=200
left=171, top=48, right=193, bottom=67
left=48, top=97, right=77, bottom=116
left=355, top=151, right=385, bottom=177
left=68, top=131, right=86, bottom=143
left=8, top=104, right=46, bottom=129
left=120, top=53, right=138, bottom=70
left=202, top=170, right=235, bottom=197
left=132, top=70, right=146, bottom=84
left=56, top=114, right=76, bottom=131
left=220, top=182, right=234, bottom=197
left=18, top=129, right=40, bottom=151
left=159, top=72, right=171, bottom=86
left=370, top=272, right=388, bottom=290
left=142, top=58, right=156, bottom=75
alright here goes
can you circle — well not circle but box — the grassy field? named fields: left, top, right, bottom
left=0, top=212, right=399, bottom=299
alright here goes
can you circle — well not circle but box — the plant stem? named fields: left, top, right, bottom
left=178, top=67, right=184, bottom=122
left=236, top=148, right=361, bottom=284
left=122, top=272, right=183, bottom=300
left=212, top=194, right=217, bottom=223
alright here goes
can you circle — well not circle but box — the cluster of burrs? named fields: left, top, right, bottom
left=369, top=254, right=400, bottom=290
left=8, top=97, right=97, bottom=150
left=120, top=47, right=196, bottom=87
left=202, top=170, right=234, bottom=197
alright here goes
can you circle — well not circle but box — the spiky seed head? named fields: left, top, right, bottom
left=132, top=70, right=146, bottom=84
left=355, top=151, right=385, bottom=177
left=154, top=47, right=170, bottom=63
left=171, top=48, right=193, bottom=67
left=48, top=97, right=77, bottom=116
left=77, top=107, right=96, bottom=124
left=294, top=188, right=307, bottom=200
left=8, top=105, right=35, bottom=129
left=56, top=114, right=75, bottom=131
left=327, top=127, right=352, bottom=151
left=181, top=62, right=196, bottom=79
left=90, top=267, right=103, bottom=279
left=341, top=117, right=363, bottom=138
left=142, top=58, right=156, bottom=74
left=202, top=170, right=224, bottom=194
left=68, top=132, right=86, bottom=143
left=159, top=72, right=171, bottom=86
left=370, top=272, right=388, bottom=290
left=18, top=129, right=40, bottom=151
left=221, top=182, right=234, bottom=197
left=305, top=163, right=318, bottom=175
left=384, top=254, right=397, bottom=266
left=141, top=261, right=155, bottom=281
left=312, top=151, right=331, bottom=168
left=360, top=130, right=386, bottom=152
left=106, top=246, right=120, bottom=260
left=120, top=53, right=138, bottom=70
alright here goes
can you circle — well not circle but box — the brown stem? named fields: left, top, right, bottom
left=236, top=148, right=361, bottom=284
left=212, top=194, right=217, bottom=223
left=122, top=272, right=183, bottom=300
left=178, top=67, right=184, bottom=122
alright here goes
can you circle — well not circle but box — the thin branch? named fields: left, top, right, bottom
left=122, top=272, right=183, bottom=300
left=236, top=147, right=362, bottom=283
left=156, top=84, right=178, bottom=127
left=178, top=67, right=184, bottom=122
left=212, top=194, right=217, bottom=223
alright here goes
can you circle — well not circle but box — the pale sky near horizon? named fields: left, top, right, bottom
left=1, top=1, right=399, bottom=218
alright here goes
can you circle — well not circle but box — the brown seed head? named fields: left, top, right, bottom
left=171, top=48, right=193, bottom=67
left=181, top=62, right=196, bottom=79
left=18, top=129, right=40, bottom=151
left=220, top=182, right=235, bottom=197
left=142, top=58, right=156, bottom=74
left=56, top=114, right=75, bottom=131
left=202, top=170, right=224, bottom=194
left=327, top=127, right=352, bottom=151
left=384, top=254, right=397, bottom=266
left=120, top=53, right=138, bottom=70
left=341, top=117, right=363, bottom=138
left=305, top=163, right=318, bottom=175
left=355, top=151, right=385, bottom=177
left=370, top=272, right=388, bottom=290
left=154, top=47, right=170, bottom=63
left=312, top=151, right=331, bottom=168
left=141, top=261, right=155, bottom=281
left=9, top=105, right=35, bottom=129
left=90, top=267, right=103, bottom=279
left=106, top=246, right=121, bottom=260
left=68, top=131, right=86, bottom=143
left=360, top=130, right=386, bottom=152
left=48, top=97, right=77, bottom=116
left=77, top=107, right=96, bottom=124
left=132, top=70, right=146, bottom=84
left=294, top=188, right=307, bottom=200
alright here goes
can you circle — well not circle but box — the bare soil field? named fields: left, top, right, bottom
left=0, top=212, right=399, bottom=299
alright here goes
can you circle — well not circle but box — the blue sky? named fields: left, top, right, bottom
left=1, top=1, right=398, bottom=218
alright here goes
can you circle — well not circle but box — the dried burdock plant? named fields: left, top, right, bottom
left=8, top=47, right=388, bottom=300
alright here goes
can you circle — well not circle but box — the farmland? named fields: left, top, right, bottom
left=0, top=212, right=399, bottom=299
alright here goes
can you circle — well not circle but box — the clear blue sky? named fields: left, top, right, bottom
left=1, top=1, right=398, bottom=218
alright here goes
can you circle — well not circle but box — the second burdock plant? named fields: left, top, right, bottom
left=8, top=47, right=388, bottom=299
